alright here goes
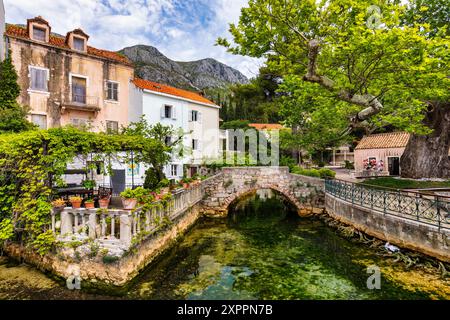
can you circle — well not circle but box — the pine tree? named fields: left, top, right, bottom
left=0, top=51, right=34, bottom=133
left=0, top=52, right=21, bottom=106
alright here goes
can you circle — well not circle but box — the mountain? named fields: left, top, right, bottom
left=119, top=45, right=249, bottom=91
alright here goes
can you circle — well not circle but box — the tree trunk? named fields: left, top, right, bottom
left=401, top=103, right=450, bottom=179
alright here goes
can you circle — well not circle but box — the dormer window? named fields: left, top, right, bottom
left=73, top=37, right=85, bottom=51
left=32, top=26, right=46, bottom=42
left=66, top=29, right=89, bottom=52
left=27, top=16, right=51, bottom=43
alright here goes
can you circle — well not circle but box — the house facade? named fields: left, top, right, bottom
left=354, top=132, right=411, bottom=176
left=130, top=78, right=221, bottom=181
left=5, top=17, right=134, bottom=131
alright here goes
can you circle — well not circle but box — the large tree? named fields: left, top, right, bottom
left=218, top=0, right=449, bottom=178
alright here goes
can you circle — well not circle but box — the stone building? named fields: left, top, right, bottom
left=5, top=16, right=134, bottom=131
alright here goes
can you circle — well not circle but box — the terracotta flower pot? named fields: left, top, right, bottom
left=183, top=183, right=190, bottom=189
left=122, top=198, right=137, bottom=210
left=85, top=202, right=95, bottom=209
left=99, top=198, right=110, bottom=209
left=71, top=200, right=82, bottom=209
left=52, top=206, right=65, bottom=214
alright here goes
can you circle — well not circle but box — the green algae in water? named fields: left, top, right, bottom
left=127, top=190, right=448, bottom=300
left=0, top=189, right=449, bottom=300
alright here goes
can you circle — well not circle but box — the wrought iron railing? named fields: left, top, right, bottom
left=325, top=179, right=450, bottom=232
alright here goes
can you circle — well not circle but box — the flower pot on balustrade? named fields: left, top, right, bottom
left=183, top=183, right=190, bottom=189
left=160, top=187, right=170, bottom=195
left=84, top=200, right=95, bottom=209
left=122, top=198, right=138, bottom=210
left=69, top=197, right=82, bottom=209
left=99, top=197, right=110, bottom=209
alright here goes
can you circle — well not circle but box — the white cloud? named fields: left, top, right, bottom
left=4, top=0, right=262, bottom=78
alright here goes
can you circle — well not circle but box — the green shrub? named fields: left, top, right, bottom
left=143, top=168, right=160, bottom=190
left=291, top=167, right=335, bottom=179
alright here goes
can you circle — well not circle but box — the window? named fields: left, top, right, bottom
left=190, top=110, right=199, bottom=122
left=73, top=37, right=85, bottom=51
left=106, top=121, right=119, bottom=133
left=71, top=118, right=89, bottom=128
left=106, top=81, right=119, bottom=101
left=29, top=67, right=48, bottom=92
left=32, top=26, right=46, bottom=42
left=192, top=139, right=198, bottom=150
left=71, top=76, right=87, bottom=104
left=164, top=105, right=173, bottom=119
left=31, top=114, right=47, bottom=130
left=165, top=136, right=172, bottom=146
left=171, top=165, right=179, bottom=177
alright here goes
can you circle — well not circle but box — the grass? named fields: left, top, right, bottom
left=360, top=177, right=450, bottom=190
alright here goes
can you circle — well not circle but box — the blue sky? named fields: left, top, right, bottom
left=4, top=0, right=262, bottom=78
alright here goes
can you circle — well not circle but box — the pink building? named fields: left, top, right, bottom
left=354, top=132, right=411, bottom=176
left=5, top=17, right=134, bottom=132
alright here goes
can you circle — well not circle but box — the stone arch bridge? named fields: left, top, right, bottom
left=201, top=167, right=325, bottom=217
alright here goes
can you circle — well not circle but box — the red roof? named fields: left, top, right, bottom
left=355, top=132, right=411, bottom=150
left=249, top=123, right=284, bottom=130
left=5, top=24, right=131, bottom=66
left=133, top=78, right=217, bottom=106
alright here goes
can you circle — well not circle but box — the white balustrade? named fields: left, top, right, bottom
left=55, top=183, right=205, bottom=249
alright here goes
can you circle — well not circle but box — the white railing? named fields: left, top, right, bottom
left=52, top=184, right=203, bottom=249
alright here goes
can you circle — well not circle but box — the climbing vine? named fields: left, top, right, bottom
left=0, top=126, right=168, bottom=254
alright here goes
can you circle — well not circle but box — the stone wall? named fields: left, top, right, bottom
left=4, top=203, right=202, bottom=289
left=326, top=193, right=450, bottom=263
left=201, top=167, right=325, bottom=217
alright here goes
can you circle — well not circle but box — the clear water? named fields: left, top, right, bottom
left=0, top=190, right=449, bottom=300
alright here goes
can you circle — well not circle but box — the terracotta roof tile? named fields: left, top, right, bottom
left=133, top=78, right=217, bottom=106
left=355, top=132, right=411, bottom=150
left=249, top=123, right=284, bottom=130
left=5, top=24, right=131, bottom=66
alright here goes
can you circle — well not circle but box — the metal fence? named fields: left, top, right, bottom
left=325, top=179, right=450, bottom=232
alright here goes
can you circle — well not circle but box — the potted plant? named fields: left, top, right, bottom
left=84, top=198, right=95, bottom=209
left=158, top=179, right=171, bottom=195
left=134, top=187, right=150, bottom=206
left=81, top=179, right=96, bottom=190
left=69, top=196, right=83, bottom=209
left=99, top=196, right=110, bottom=209
left=120, top=188, right=138, bottom=210
left=51, top=198, right=66, bottom=213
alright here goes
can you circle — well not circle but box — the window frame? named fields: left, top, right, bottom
left=170, top=164, right=179, bottom=177
left=32, top=26, right=47, bottom=42
left=72, top=36, right=86, bottom=52
left=30, top=113, right=47, bottom=130
left=106, top=120, right=119, bottom=133
left=28, top=66, right=49, bottom=93
left=106, top=81, right=119, bottom=102
left=192, top=139, right=198, bottom=151
left=164, top=105, right=173, bottom=119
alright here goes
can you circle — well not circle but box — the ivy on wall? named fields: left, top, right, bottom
left=0, top=126, right=168, bottom=254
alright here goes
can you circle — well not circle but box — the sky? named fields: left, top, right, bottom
left=4, top=0, right=263, bottom=79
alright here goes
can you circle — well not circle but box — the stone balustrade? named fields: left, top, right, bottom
left=51, top=184, right=203, bottom=255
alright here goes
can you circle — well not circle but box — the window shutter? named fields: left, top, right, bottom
left=198, top=112, right=202, bottom=124
left=188, top=110, right=193, bottom=122
left=161, top=105, right=166, bottom=119
left=198, top=140, right=203, bottom=152
left=172, top=106, right=177, bottom=120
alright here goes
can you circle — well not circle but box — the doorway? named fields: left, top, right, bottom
left=111, top=169, right=126, bottom=194
left=388, top=157, right=400, bottom=176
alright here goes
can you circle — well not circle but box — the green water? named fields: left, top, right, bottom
left=0, top=190, right=449, bottom=300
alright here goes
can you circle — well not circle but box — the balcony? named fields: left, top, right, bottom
left=61, top=94, right=100, bottom=113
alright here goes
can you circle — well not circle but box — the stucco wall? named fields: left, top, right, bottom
left=8, top=37, right=134, bottom=131
left=354, top=147, right=405, bottom=173
left=325, top=193, right=450, bottom=262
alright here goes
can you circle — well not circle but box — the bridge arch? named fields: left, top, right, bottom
left=201, top=167, right=325, bottom=218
